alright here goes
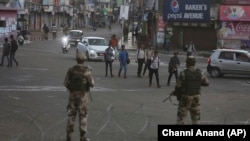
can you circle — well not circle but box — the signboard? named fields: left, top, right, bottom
left=42, top=0, right=53, bottom=5
left=157, top=16, right=165, bottom=32
left=163, top=0, right=210, bottom=22
left=157, top=31, right=165, bottom=45
left=224, top=0, right=250, bottom=5
left=220, top=5, right=250, bottom=21
left=119, top=5, right=129, bottom=20
left=219, top=21, right=250, bottom=40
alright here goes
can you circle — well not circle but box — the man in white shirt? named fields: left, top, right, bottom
left=143, top=46, right=154, bottom=76
left=187, top=41, right=196, bottom=57
left=136, top=43, right=146, bottom=77
left=149, top=50, right=161, bottom=88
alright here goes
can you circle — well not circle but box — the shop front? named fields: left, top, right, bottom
left=0, top=8, right=18, bottom=41
left=163, top=0, right=217, bottom=51
left=219, top=5, right=250, bottom=51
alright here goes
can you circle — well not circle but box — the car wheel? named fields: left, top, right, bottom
left=210, top=68, right=221, bottom=78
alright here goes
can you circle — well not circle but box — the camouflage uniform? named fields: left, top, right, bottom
left=174, top=56, right=209, bottom=125
left=64, top=53, right=94, bottom=141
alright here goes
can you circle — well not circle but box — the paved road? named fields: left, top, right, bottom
left=0, top=23, right=250, bottom=141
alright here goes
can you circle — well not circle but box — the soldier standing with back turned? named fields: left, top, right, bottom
left=173, top=56, right=209, bottom=125
left=64, top=53, right=95, bottom=141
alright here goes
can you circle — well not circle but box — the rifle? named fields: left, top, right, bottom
left=162, top=91, right=180, bottom=106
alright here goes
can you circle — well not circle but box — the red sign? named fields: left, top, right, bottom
left=219, top=21, right=250, bottom=40
left=220, top=5, right=250, bottom=21
left=157, top=16, right=165, bottom=32
left=225, top=0, right=250, bottom=5
left=54, top=0, right=59, bottom=5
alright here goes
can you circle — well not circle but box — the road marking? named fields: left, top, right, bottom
left=18, top=68, right=48, bottom=71
left=0, top=86, right=156, bottom=92
left=0, top=86, right=115, bottom=92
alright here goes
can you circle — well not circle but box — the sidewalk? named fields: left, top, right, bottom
left=120, top=32, right=212, bottom=57
left=119, top=32, right=137, bottom=51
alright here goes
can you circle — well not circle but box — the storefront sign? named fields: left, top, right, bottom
left=163, top=0, right=210, bottom=22
left=220, top=5, right=250, bottom=21
left=157, top=31, right=165, bottom=45
left=224, top=0, right=250, bottom=5
left=42, top=0, right=53, bottom=5
left=157, top=16, right=165, bottom=32
left=219, top=21, right=250, bottom=40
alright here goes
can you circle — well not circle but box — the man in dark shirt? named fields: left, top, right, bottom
left=167, top=51, right=180, bottom=86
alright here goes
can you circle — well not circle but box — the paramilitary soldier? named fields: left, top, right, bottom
left=64, top=53, right=95, bottom=141
left=173, top=56, right=209, bottom=125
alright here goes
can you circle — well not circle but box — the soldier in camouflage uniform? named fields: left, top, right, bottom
left=64, top=53, right=95, bottom=141
left=174, top=56, right=209, bottom=124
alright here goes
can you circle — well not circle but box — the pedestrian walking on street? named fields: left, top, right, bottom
left=186, top=41, right=196, bottom=57
left=9, top=34, right=19, bottom=67
left=143, top=46, right=154, bottom=76
left=167, top=51, right=180, bottom=86
left=42, top=24, right=49, bottom=40
left=111, top=34, right=119, bottom=59
left=118, top=45, right=129, bottom=78
left=149, top=50, right=161, bottom=88
left=0, top=37, right=11, bottom=67
left=173, top=56, right=209, bottom=125
left=104, top=43, right=115, bottom=77
left=64, top=53, right=95, bottom=141
left=135, top=43, right=146, bottom=78
left=51, top=23, right=57, bottom=39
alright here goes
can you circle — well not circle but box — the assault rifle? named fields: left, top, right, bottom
left=162, top=90, right=181, bottom=105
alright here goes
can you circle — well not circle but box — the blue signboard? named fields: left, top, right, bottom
left=163, top=0, right=210, bottom=22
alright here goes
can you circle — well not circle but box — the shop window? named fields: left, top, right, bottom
left=0, top=20, right=6, bottom=27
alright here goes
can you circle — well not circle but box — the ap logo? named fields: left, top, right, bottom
left=170, top=0, right=179, bottom=13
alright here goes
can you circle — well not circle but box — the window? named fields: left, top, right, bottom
left=0, top=20, right=6, bottom=27
left=236, top=53, right=249, bottom=62
left=219, top=52, right=234, bottom=60
left=88, top=39, right=105, bottom=46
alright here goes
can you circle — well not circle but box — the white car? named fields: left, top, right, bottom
left=207, top=49, right=250, bottom=77
left=76, top=37, right=114, bottom=61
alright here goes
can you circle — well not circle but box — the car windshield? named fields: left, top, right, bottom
left=88, top=39, right=106, bottom=46
left=69, top=31, right=82, bottom=37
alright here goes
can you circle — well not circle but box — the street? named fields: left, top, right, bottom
left=0, top=24, right=250, bottom=141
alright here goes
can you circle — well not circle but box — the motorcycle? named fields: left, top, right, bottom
left=17, top=34, right=24, bottom=45
left=62, top=36, right=70, bottom=53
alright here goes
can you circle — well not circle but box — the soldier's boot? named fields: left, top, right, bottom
left=66, top=132, right=73, bottom=141
left=80, top=131, right=90, bottom=141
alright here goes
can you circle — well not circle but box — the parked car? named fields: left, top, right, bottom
left=207, top=49, right=250, bottom=78
left=76, top=37, right=115, bottom=61
left=66, top=30, right=83, bottom=47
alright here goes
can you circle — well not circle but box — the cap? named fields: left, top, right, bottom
left=186, top=56, right=196, bottom=65
left=76, top=53, right=86, bottom=62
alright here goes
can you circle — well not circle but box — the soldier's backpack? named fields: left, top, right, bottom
left=67, top=65, right=90, bottom=91
left=11, top=39, right=18, bottom=52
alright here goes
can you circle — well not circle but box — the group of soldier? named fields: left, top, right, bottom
left=63, top=40, right=209, bottom=141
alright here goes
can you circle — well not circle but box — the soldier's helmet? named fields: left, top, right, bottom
left=76, top=53, right=86, bottom=62
left=186, top=56, right=196, bottom=65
